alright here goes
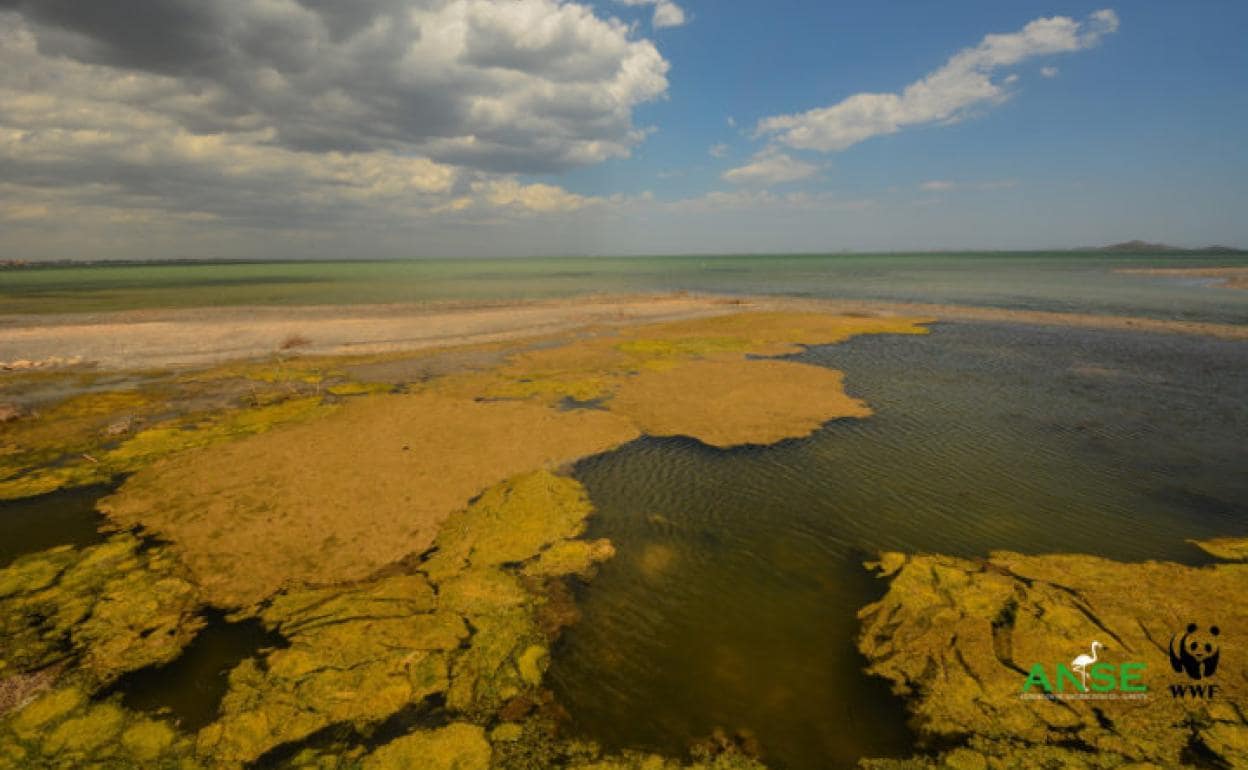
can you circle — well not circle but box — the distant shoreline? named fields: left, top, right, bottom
left=2, top=245, right=1246, bottom=269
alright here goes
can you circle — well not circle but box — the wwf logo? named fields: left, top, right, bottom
left=1169, top=623, right=1220, bottom=680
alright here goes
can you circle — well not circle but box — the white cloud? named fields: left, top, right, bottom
left=2, top=1, right=671, bottom=174
left=755, top=10, right=1119, bottom=152
left=727, top=116, right=737, bottom=128
left=708, top=142, right=730, bottom=158
left=616, top=0, right=688, bottom=29
left=917, top=179, right=1018, bottom=193
left=472, top=179, right=601, bottom=214
left=1041, top=66, right=1059, bottom=78
left=723, top=150, right=818, bottom=186
left=0, top=2, right=663, bottom=247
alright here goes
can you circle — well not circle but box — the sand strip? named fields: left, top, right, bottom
left=0, top=293, right=1243, bottom=372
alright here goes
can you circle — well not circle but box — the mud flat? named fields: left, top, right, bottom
left=0, top=309, right=928, bottom=768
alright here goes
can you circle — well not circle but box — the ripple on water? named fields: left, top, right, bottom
left=551, top=322, right=1248, bottom=769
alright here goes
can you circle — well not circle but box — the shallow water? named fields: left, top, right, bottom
left=549, top=323, right=1248, bottom=769
left=105, top=610, right=285, bottom=732
left=0, top=482, right=112, bottom=567
left=3, top=253, right=1247, bottom=323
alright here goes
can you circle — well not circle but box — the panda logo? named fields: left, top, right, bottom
left=1169, top=623, right=1221, bottom=680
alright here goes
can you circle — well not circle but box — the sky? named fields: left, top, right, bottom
left=1, top=0, right=1246, bottom=260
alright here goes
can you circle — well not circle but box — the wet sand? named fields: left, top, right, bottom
left=2, top=293, right=1244, bottom=372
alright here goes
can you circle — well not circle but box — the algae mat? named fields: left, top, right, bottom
left=609, top=359, right=870, bottom=448
left=101, top=394, right=640, bottom=607
left=858, top=549, right=1248, bottom=768
left=99, top=312, right=929, bottom=607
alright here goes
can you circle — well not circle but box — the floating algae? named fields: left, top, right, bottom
left=1189, top=536, right=1248, bottom=561
left=0, top=533, right=202, bottom=693
left=856, top=549, right=1248, bottom=768
left=194, top=470, right=698, bottom=766
left=0, top=536, right=207, bottom=766
left=0, top=309, right=937, bottom=768
left=0, top=686, right=197, bottom=768
left=608, top=359, right=870, bottom=448
left=428, top=311, right=929, bottom=447
left=196, top=573, right=464, bottom=763
left=100, top=394, right=640, bottom=607
left=0, top=390, right=332, bottom=501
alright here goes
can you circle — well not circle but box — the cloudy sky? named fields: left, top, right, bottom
left=1, top=0, right=1246, bottom=259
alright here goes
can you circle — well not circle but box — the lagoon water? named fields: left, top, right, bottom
left=3, top=252, right=1247, bottom=324
left=551, top=322, right=1248, bottom=768
left=2, top=253, right=1246, bottom=767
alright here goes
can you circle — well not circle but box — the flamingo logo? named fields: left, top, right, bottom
left=1020, top=641, right=1147, bottom=696
left=1070, top=640, right=1104, bottom=689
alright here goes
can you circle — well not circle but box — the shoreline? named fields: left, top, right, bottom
left=1, top=292, right=1245, bottom=373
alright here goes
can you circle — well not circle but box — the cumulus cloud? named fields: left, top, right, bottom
left=1041, top=66, right=1059, bottom=78
left=0, top=1, right=672, bottom=251
left=755, top=9, right=1118, bottom=153
left=708, top=142, right=729, bottom=158
left=616, top=0, right=687, bottom=29
left=722, top=150, right=818, bottom=186
left=0, top=0, right=669, bottom=173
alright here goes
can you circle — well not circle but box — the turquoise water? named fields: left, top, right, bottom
left=1, top=253, right=1246, bottom=324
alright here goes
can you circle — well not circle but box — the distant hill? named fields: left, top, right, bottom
left=1081, top=240, right=1245, bottom=254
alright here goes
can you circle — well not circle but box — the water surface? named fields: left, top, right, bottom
left=3, top=253, right=1246, bottom=324
left=550, top=322, right=1248, bottom=768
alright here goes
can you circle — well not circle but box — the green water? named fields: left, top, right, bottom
left=550, top=322, right=1247, bottom=768
left=2, top=253, right=1246, bottom=324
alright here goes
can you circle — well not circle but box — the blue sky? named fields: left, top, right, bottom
left=547, top=1, right=1248, bottom=246
left=1, top=1, right=1245, bottom=258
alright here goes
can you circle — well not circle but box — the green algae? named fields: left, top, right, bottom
left=1189, top=536, right=1248, bottom=561
left=426, top=311, right=928, bottom=447
left=326, top=381, right=393, bottom=397
left=0, top=310, right=943, bottom=769
left=856, top=549, right=1248, bottom=769
left=360, top=722, right=492, bottom=770
left=0, top=534, right=202, bottom=691
left=0, top=687, right=198, bottom=769
left=422, top=471, right=599, bottom=582
left=0, top=391, right=333, bottom=501
left=192, top=470, right=629, bottom=764
left=197, top=573, right=463, bottom=763
left=0, top=466, right=769, bottom=768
